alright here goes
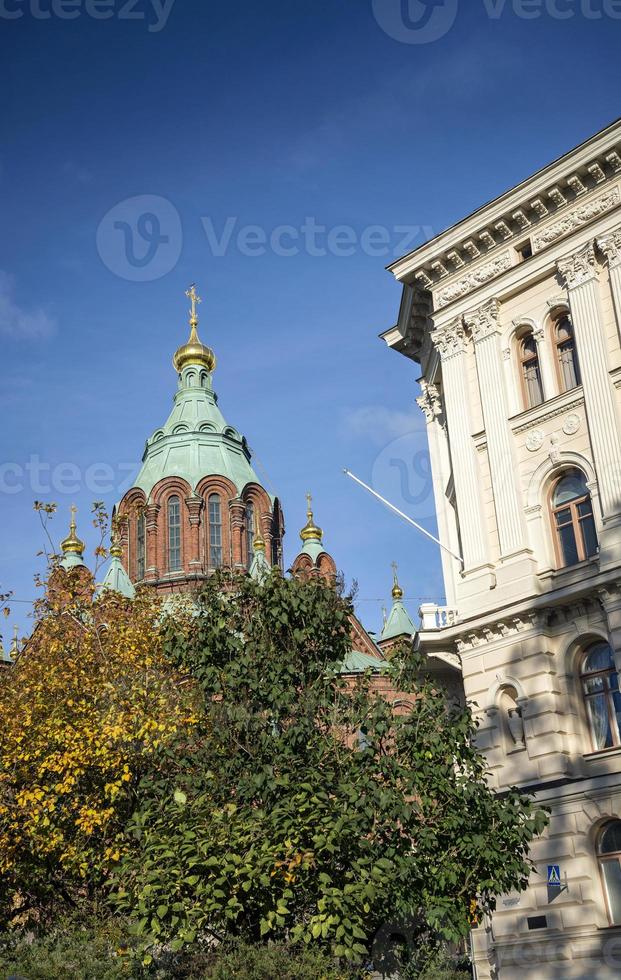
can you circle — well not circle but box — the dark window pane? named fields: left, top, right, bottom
left=584, top=676, right=605, bottom=694
left=580, top=514, right=598, bottom=558
left=587, top=694, right=613, bottom=750
left=601, top=822, right=621, bottom=856
left=168, top=496, right=181, bottom=572
left=557, top=523, right=579, bottom=566
left=555, top=508, right=572, bottom=527
left=583, top=643, right=615, bottom=674
left=553, top=470, right=588, bottom=507
left=602, top=859, right=621, bottom=924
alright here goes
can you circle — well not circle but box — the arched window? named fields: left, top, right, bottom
left=137, top=512, right=146, bottom=580
left=581, top=641, right=621, bottom=752
left=518, top=330, right=544, bottom=409
left=167, top=495, right=181, bottom=572
left=554, top=314, right=580, bottom=393
left=245, top=501, right=254, bottom=568
left=597, top=821, right=621, bottom=925
left=550, top=469, right=597, bottom=566
left=208, top=493, right=222, bottom=569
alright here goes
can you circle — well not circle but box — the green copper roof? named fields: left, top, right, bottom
left=99, top=555, right=136, bottom=599
left=340, top=650, right=384, bottom=674
left=381, top=598, right=416, bottom=642
left=132, top=367, right=266, bottom=501
left=60, top=551, right=86, bottom=572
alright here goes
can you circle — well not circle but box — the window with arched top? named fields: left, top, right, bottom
left=245, top=501, right=255, bottom=568
left=581, top=641, right=621, bottom=752
left=518, top=330, right=543, bottom=409
left=167, top=496, right=181, bottom=572
left=208, top=493, right=222, bottom=569
left=550, top=469, right=597, bottom=567
left=554, top=314, right=580, bottom=393
left=137, top=512, right=146, bottom=580
left=598, top=821, right=621, bottom=925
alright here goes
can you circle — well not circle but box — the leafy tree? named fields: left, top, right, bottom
left=113, top=572, right=548, bottom=963
left=0, top=571, right=199, bottom=924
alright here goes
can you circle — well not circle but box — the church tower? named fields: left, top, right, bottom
left=290, top=494, right=337, bottom=582
left=117, top=287, right=284, bottom=592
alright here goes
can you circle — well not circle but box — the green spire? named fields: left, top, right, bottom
left=98, top=533, right=135, bottom=599
left=380, top=563, right=416, bottom=642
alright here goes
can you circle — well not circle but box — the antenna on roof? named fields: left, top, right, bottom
left=343, top=469, right=464, bottom=567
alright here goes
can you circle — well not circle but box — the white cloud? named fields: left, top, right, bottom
left=0, top=272, right=56, bottom=340
left=340, top=405, right=420, bottom=446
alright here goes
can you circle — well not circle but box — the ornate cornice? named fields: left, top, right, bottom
left=597, top=226, right=621, bottom=270
left=435, top=253, right=511, bottom=310
left=464, top=298, right=501, bottom=343
left=532, top=186, right=620, bottom=252
left=416, top=379, right=442, bottom=422
left=557, top=241, right=599, bottom=290
left=512, top=393, right=584, bottom=434
left=430, top=317, right=467, bottom=360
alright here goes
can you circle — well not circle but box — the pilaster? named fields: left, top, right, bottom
left=597, top=226, right=621, bottom=341
left=465, top=298, right=530, bottom=562
left=185, top=494, right=203, bottom=573
left=431, top=318, right=489, bottom=576
left=557, top=242, right=621, bottom=525
left=144, top=503, right=160, bottom=582
left=229, top=498, right=245, bottom=568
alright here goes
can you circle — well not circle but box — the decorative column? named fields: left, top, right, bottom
left=431, top=318, right=488, bottom=572
left=118, top=514, right=130, bottom=575
left=144, top=503, right=160, bottom=582
left=557, top=242, right=621, bottom=521
left=416, top=379, right=459, bottom=605
left=597, top=227, right=621, bottom=340
left=185, top=494, right=203, bottom=574
left=228, top=498, right=245, bottom=568
left=598, top=583, right=621, bottom=677
left=465, top=299, right=528, bottom=558
left=532, top=324, right=557, bottom=402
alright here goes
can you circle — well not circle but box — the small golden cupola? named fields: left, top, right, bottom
left=391, top=561, right=404, bottom=601
left=172, top=284, right=216, bottom=374
left=300, top=492, right=323, bottom=544
left=60, top=505, right=86, bottom=570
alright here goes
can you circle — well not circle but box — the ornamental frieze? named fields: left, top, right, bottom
left=532, top=186, right=620, bottom=253
left=434, top=252, right=512, bottom=310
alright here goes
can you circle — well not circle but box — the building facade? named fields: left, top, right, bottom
left=383, top=119, right=621, bottom=979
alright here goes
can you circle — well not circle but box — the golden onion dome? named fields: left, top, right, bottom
left=391, top=561, right=403, bottom=601
left=172, top=284, right=216, bottom=374
left=61, top=505, right=85, bottom=556
left=300, top=492, right=323, bottom=543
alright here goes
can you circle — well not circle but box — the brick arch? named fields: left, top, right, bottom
left=241, top=483, right=273, bottom=567
left=317, top=552, right=337, bottom=581
left=196, top=475, right=237, bottom=571
left=148, top=477, right=193, bottom=578
left=291, top=553, right=314, bottom=578
left=116, top=488, right=147, bottom=579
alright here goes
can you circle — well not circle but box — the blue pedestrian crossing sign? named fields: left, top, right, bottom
left=547, top=864, right=561, bottom=887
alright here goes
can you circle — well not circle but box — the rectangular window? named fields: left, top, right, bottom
left=208, top=495, right=222, bottom=568
left=168, top=497, right=181, bottom=572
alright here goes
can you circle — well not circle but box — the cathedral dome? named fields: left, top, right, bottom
left=172, top=285, right=216, bottom=373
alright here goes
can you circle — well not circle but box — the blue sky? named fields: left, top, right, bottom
left=2, top=0, right=621, bottom=643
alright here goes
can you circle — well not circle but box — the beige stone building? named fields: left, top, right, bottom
left=382, top=119, right=621, bottom=979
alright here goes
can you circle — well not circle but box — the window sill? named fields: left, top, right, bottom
left=583, top=745, right=621, bottom=761
left=509, top=385, right=584, bottom=429
left=538, top=555, right=599, bottom=584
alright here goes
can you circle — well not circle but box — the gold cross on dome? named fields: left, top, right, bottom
left=391, top=560, right=399, bottom=584
left=306, top=491, right=313, bottom=515
left=186, top=284, right=202, bottom=324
